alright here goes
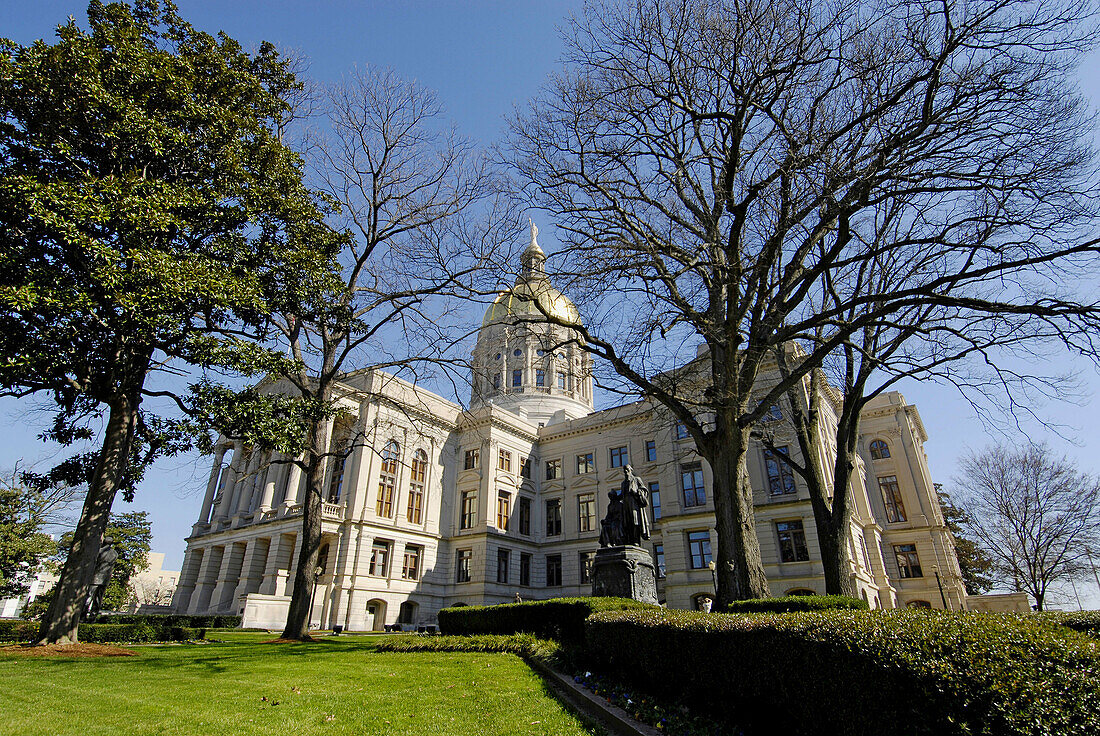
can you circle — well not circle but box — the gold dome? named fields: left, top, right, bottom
left=481, top=278, right=581, bottom=327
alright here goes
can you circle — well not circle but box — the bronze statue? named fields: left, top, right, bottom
left=599, top=465, right=651, bottom=547
left=83, top=536, right=118, bottom=621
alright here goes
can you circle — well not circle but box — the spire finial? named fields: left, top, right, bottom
left=521, top=219, right=546, bottom=278
left=529, top=218, right=539, bottom=250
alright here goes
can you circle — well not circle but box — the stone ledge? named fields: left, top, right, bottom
left=525, top=656, right=661, bottom=736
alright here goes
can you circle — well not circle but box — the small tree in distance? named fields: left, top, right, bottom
left=955, top=443, right=1100, bottom=610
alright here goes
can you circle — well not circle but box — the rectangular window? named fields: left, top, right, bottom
left=557, top=372, right=566, bottom=389
left=688, top=531, right=712, bottom=569
left=766, top=404, right=783, bottom=421
left=675, top=421, right=689, bottom=440
left=649, top=481, right=662, bottom=520
left=498, top=449, right=512, bottom=472
left=859, top=533, right=872, bottom=570
left=765, top=447, right=796, bottom=495
left=580, top=551, right=595, bottom=584
left=406, top=485, right=423, bottom=525
left=497, top=548, right=510, bottom=584
left=518, top=497, right=531, bottom=536
left=681, top=462, right=706, bottom=507
left=496, top=490, right=511, bottom=530
left=369, top=541, right=390, bottom=577
left=535, top=369, right=545, bottom=387
left=576, top=452, right=595, bottom=474
left=578, top=493, right=596, bottom=533
left=546, top=458, right=562, bottom=480
left=546, top=554, right=562, bottom=586
left=654, top=544, right=666, bottom=578
left=460, top=490, right=477, bottom=530
left=894, top=543, right=923, bottom=578
left=376, top=477, right=395, bottom=517
left=609, top=446, right=629, bottom=468
left=512, top=369, right=522, bottom=387
left=645, top=440, right=657, bottom=462
left=327, top=454, right=346, bottom=503
left=520, top=553, right=531, bottom=586
left=879, top=476, right=907, bottom=523
left=464, top=448, right=480, bottom=470
left=456, top=549, right=471, bottom=583
left=402, top=546, right=421, bottom=580
left=546, top=498, right=562, bottom=536
left=776, top=520, right=810, bottom=563
left=520, top=456, right=532, bottom=479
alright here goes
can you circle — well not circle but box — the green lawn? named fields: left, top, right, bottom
left=0, top=632, right=599, bottom=736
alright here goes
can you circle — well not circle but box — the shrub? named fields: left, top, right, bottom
left=437, top=597, right=656, bottom=643
left=0, top=620, right=40, bottom=642
left=584, top=608, right=1100, bottom=736
left=1036, top=610, right=1100, bottom=638
left=94, top=613, right=240, bottom=629
left=723, top=595, right=867, bottom=613
left=375, top=633, right=559, bottom=660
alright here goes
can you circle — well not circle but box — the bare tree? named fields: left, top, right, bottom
left=265, top=67, right=512, bottom=640
left=509, top=0, right=1099, bottom=605
left=954, top=443, right=1100, bottom=610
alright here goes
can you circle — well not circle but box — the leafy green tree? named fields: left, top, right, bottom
left=0, top=1, right=333, bottom=643
left=0, top=485, right=57, bottom=599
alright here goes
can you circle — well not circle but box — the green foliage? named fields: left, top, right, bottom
left=374, top=633, right=560, bottom=660
left=0, top=619, right=203, bottom=642
left=1035, top=610, right=1100, bottom=638
left=94, top=613, right=240, bottom=628
left=584, top=609, right=1100, bottom=736
left=56, top=510, right=152, bottom=611
left=0, top=485, right=56, bottom=598
left=18, top=589, right=52, bottom=621
left=723, top=595, right=867, bottom=613
left=437, top=596, right=657, bottom=643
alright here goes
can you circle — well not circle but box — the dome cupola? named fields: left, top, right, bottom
left=471, top=221, right=594, bottom=426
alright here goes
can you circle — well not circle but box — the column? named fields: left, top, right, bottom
left=195, top=445, right=227, bottom=527
left=232, top=538, right=270, bottom=602
left=236, top=450, right=262, bottom=517
left=188, top=545, right=224, bottom=613
left=217, top=442, right=244, bottom=521
left=210, top=542, right=246, bottom=612
left=259, top=453, right=282, bottom=512
left=172, top=547, right=204, bottom=612
left=283, top=533, right=304, bottom=597
left=259, top=533, right=292, bottom=595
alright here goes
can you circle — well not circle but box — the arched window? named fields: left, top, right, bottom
left=407, top=449, right=428, bottom=524
left=869, top=439, right=891, bottom=459
left=398, top=601, right=418, bottom=625
left=377, top=441, right=399, bottom=517
left=907, top=599, right=932, bottom=609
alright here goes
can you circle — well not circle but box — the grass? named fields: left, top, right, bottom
left=0, top=631, right=600, bottom=736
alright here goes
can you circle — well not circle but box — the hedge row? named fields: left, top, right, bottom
left=583, top=609, right=1100, bottom=736
left=0, top=620, right=205, bottom=643
left=437, top=597, right=656, bottom=643
left=1036, top=610, right=1100, bottom=638
left=375, top=633, right=559, bottom=659
left=94, top=613, right=241, bottom=628
left=723, top=595, right=867, bottom=613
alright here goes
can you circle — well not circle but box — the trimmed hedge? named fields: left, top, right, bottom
left=0, top=620, right=205, bottom=643
left=584, top=609, right=1100, bottom=736
left=724, top=594, right=867, bottom=613
left=437, top=597, right=656, bottom=643
left=94, top=613, right=240, bottom=628
left=1037, top=610, right=1100, bottom=638
left=375, top=633, right=560, bottom=659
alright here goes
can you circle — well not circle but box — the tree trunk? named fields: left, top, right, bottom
left=38, top=391, right=140, bottom=644
left=280, top=415, right=331, bottom=640
left=707, top=420, right=770, bottom=607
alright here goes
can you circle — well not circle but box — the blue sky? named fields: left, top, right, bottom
left=4, top=1, right=1100, bottom=608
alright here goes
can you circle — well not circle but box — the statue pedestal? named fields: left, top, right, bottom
left=591, top=545, right=658, bottom=604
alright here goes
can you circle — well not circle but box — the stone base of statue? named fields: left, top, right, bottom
left=591, top=545, right=658, bottom=605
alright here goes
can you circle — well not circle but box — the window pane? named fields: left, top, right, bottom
left=681, top=463, right=706, bottom=507
left=688, top=531, right=712, bottom=569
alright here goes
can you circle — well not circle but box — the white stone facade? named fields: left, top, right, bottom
left=172, top=233, right=972, bottom=629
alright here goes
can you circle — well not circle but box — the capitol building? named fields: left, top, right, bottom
left=171, top=227, right=990, bottom=631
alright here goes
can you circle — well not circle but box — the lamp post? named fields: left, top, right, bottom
left=308, top=565, right=324, bottom=630
left=931, top=565, right=948, bottom=610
